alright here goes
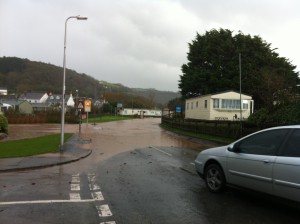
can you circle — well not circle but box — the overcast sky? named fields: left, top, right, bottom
left=1, top=0, right=299, bottom=92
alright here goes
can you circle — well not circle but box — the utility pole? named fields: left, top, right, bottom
left=239, top=53, right=243, bottom=137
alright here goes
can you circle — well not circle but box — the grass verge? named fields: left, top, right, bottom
left=0, top=133, right=73, bottom=158
left=160, top=124, right=234, bottom=144
left=82, top=115, right=133, bottom=123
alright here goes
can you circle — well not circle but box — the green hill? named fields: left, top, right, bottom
left=0, top=57, right=180, bottom=106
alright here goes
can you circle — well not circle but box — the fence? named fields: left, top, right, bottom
left=161, top=115, right=261, bottom=140
left=6, top=114, right=77, bottom=124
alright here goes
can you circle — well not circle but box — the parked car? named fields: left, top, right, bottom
left=195, top=125, right=300, bottom=202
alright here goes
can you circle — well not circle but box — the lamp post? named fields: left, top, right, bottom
left=61, top=15, right=87, bottom=150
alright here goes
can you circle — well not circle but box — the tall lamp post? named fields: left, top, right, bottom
left=61, top=15, right=87, bottom=150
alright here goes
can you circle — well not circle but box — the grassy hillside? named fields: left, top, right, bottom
left=0, top=57, right=180, bottom=105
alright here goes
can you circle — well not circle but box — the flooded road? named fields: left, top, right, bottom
left=1, top=118, right=299, bottom=224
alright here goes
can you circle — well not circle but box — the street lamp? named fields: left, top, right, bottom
left=61, top=15, right=87, bottom=150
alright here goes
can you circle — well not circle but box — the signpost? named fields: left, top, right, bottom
left=84, top=100, right=92, bottom=126
left=77, top=100, right=84, bottom=137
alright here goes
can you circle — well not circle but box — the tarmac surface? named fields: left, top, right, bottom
left=0, top=124, right=92, bottom=172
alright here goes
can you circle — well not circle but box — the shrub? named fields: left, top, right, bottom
left=248, top=103, right=300, bottom=126
left=0, top=114, right=8, bottom=134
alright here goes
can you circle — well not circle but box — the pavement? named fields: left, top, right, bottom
left=0, top=135, right=92, bottom=172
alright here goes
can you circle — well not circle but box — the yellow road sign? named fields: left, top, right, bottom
left=84, top=100, right=91, bottom=112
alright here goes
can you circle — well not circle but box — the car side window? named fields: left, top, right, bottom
left=282, top=129, right=300, bottom=157
left=237, top=129, right=289, bottom=156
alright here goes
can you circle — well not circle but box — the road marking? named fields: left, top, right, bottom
left=87, top=173, right=116, bottom=223
left=0, top=198, right=101, bottom=205
left=152, top=146, right=172, bottom=157
left=190, top=162, right=195, bottom=166
left=71, top=183, right=80, bottom=191
left=71, top=176, right=80, bottom=183
left=89, top=183, right=101, bottom=190
left=70, top=193, right=81, bottom=201
left=88, top=174, right=96, bottom=182
left=97, top=204, right=113, bottom=217
left=92, top=191, right=104, bottom=201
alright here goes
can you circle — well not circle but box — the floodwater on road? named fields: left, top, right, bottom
left=89, top=118, right=220, bottom=161
left=4, top=118, right=220, bottom=154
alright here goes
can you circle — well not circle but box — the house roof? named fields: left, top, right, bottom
left=0, top=99, right=30, bottom=106
left=19, top=92, right=47, bottom=100
left=188, top=90, right=252, bottom=99
left=46, top=94, right=72, bottom=103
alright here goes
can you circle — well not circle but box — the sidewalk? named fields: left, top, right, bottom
left=0, top=135, right=92, bottom=172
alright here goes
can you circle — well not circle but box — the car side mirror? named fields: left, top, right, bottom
left=228, top=144, right=239, bottom=152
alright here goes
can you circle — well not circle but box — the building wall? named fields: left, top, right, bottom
left=121, top=108, right=162, bottom=117
left=40, top=93, right=49, bottom=103
left=67, top=94, right=75, bottom=107
left=185, top=95, right=211, bottom=120
left=185, top=91, right=253, bottom=120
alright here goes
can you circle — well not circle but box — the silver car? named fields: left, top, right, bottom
left=195, top=125, right=300, bottom=202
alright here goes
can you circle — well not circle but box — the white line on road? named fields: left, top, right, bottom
left=70, top=193, right=81, bottom=201
left=100, top=222, right=116, bottom=224
left=92, top=191, right=104, bottom=201
left=71, top=176, right=80, bottom=183
left=97, top=204, right=113, bottom=217
left=151, top=146, right=172, bottom=157
left=89, top=183, right=101, bottom=190
left=0, top=198, right=102, bottom=206
left=70, top=183, right=80, bottom=191
left=190, top=162, right=195, bottom=166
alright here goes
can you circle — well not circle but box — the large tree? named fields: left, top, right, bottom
left=179, top=29, right=299, bottom=109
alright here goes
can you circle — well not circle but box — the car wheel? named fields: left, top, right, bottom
left=204, top=164, right=226, bottom=193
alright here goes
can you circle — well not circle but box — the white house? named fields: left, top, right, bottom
left=47, top=93, right=75, bottom=107
left=185, top=91, right=253, bottom=120
left=19, top=92, right=48, bottom=103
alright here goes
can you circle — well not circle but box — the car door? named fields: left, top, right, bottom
left=273, top=129, right=300, bottom=202
left=227, top=129, right=289, bottom=194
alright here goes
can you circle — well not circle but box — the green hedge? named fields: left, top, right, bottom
left=0, top=114, right=8, bottom=134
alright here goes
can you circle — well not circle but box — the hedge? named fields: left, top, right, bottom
left=0, top=114, right=8, bottom=134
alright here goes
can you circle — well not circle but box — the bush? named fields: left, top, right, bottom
left=248, top=108, right=269, bottom=126
left=248, top=103, right=300, bottom=126
left=0, top=114, right=8, bottom=134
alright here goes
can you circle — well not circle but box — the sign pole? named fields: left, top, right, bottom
left=79, top=109, right=82, bottom=138
left=77, top=100, right=84, bottom=139
left=87, top=112, right=89, bottom=127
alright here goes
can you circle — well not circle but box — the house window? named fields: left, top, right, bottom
left=204, top=100, right=207, bottom=108
left=196, top=101, right=198, bottom=108
left=186, top=102, right=189, bottom=110
left=221, top=99, right=242, bottom=109
left=191, top=102, right=193, bottom=109
left=219, top=99, right=249, bottom=110
left=213, top=99, right=219, bottom=109
left=243, top=101, right=249, bottom=109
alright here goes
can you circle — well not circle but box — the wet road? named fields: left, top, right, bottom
left=1, top=118, right=300, bottom=223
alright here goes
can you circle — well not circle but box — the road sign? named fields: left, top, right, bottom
left=77, top=101, right=84, bottom=109
left=84, top=100, right=91, bottom=112
left=176, top=106, right=182, bottom=113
